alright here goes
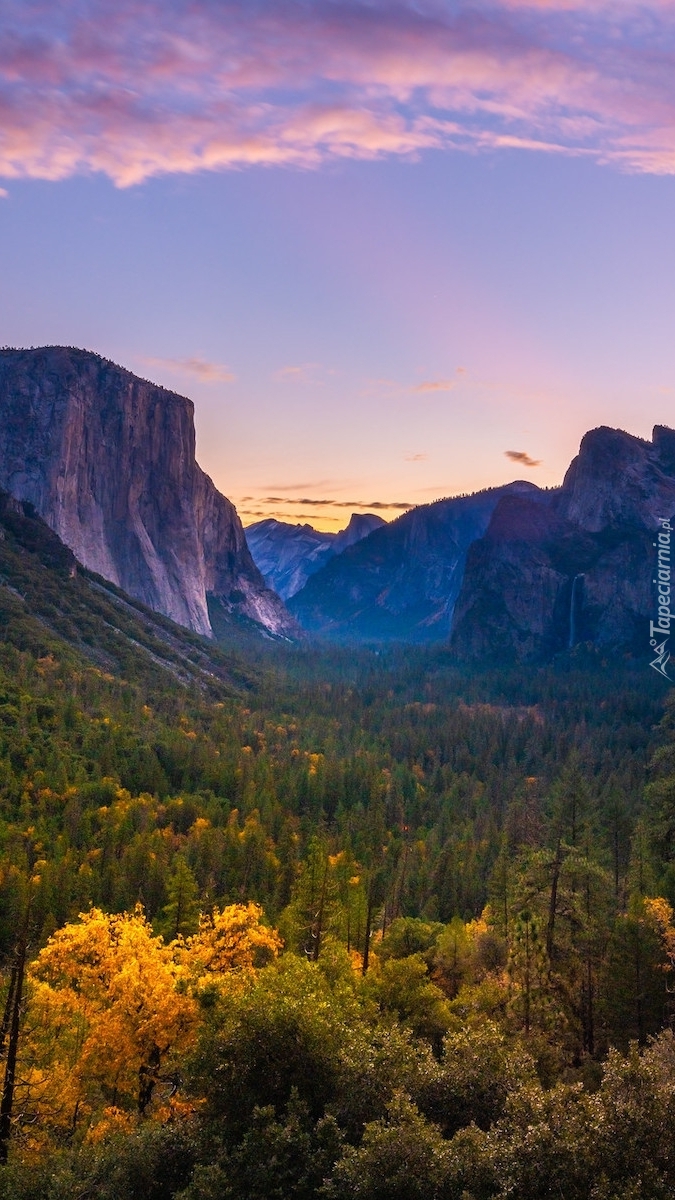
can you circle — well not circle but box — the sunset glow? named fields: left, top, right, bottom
left=1, top=1, right=675, bottom=525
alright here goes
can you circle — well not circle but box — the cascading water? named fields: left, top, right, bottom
left=568, top=573, right=584, bottom=649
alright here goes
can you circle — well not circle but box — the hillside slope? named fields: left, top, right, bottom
left=0, top=490, right=257, bottom=697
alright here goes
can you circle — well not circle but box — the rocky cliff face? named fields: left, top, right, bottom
left=246, top=512, right=385, bottom=600
left=0, top=347, right=297, bottom=639
left=332, top=513, right=387, bottom=555
left=289, top=482, right=543, bottom=641
left=558, top=425, right=675, bottom=532
left=451, top=426, right=675, bottom=661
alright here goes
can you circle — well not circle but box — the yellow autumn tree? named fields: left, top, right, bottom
left=180, top=902, right=282, bottom=988
left=9, top=903, right=282, bottom=1153
left=21, top=906, right=198, bottom=1144
left=644, top=896, right=675, bottom=971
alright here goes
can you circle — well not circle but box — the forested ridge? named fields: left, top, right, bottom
left=1, top=495, right=675, bottom=1197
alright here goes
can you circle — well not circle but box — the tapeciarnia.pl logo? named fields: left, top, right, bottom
left=651, top=517, right=673, bottom=680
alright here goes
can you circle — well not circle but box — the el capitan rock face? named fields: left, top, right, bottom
left=451, top=425, right=675, bottom=662
left=0, top=347, right=297, bottom=639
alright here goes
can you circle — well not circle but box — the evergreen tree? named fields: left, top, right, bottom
left=157, top=857, right=200, bottom=941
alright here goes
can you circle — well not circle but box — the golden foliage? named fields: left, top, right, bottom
left=180, top=901, right=282, bottom=982
left=22, top=906, right=197, bottom=1142
left=644, top=896, right=675, bottom=970
left=9, top=902, right=281, bottom=1151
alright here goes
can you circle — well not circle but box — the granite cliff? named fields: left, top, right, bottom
left=451, top=425, right=675, bottom=661
left=0, top=347, right=297, bottom=640
left=246, top=512, right=385, bottom=600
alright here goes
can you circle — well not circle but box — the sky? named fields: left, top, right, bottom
left=1, top=2, right=675, bottom=531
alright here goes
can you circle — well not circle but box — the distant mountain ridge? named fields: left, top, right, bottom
left=451, top=424, right=675, bottom=661
left=246, top=512, right=385, bottom=600
left=288, top=481, right=546, bottom=641
left=287, top=424, right=675, bottom=658
left=0, top=347, right=297, bottom=641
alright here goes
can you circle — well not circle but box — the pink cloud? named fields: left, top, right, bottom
left=1, top=1, right=675, bottom=185
left=141, top=356, right=235, bottom=383
left=273, top=363, right=325, bottom=384
left=413, top=379, right=456, bottom=393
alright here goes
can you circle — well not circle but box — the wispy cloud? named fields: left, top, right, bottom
left=505, top=449, right=542, bottom=467
left=241, top=510, right=345, bottom=525
left=261, top=496, right=414, bottom=510
left=260, top=480, right=335, bottom=491
left=405, top=452, right=428, bottom=461
left=273, top=363, right=324, bottom=384
left=0, top=188, right=8, bottom=199
left=413, top=379, right=456, bottom=394
left=141, top=356, right=235, bottom=383
left=1, top=2, right=675, bottom=186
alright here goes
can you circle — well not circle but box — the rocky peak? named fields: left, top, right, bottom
left=558, top=424, right=675, bottom=532
left=653, top=425, right=675, bottom=474
left=246, top=512, right=386, bottom=601
left=451, top=424, right=675, bottom=662
left=484, top=493, right=565, bottom=545
left=333, top=513, right=385, bottom=554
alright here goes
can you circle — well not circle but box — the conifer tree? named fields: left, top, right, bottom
left=158, top=857, right=200, bottom=942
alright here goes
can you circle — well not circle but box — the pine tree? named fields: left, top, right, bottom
left=158, top=857, right=200, bottom=941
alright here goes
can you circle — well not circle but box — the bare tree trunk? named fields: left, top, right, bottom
left=311, top=856, right=330, bottom=963
left=523, top=921, right=531, bottom=1037
left=635, top=926, right=645, bottom=1045
left=362, top=874, right=375, bottom=976
left=0, top=933, right=27, bottom=1163
left=583, top=865, right=595, bottom=1056
left=394, top=840, right=410, bottom=921
left=546, top=839, right=563, bottom=962
left=138, top=1044, right=162, bottom=1116
left=0, top=966, right=18, bottom=1057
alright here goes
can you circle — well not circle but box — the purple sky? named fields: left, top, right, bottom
left=1, top=0, right=675, bottom=529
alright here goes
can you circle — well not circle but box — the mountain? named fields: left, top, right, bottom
left=0, top=489, right=257, bottom=696
left=332, top=512, right=388, bottom=554
left=0, top=347, right=297, bottom=641
left=450, top=425, right=675, bottom=661
left=288, top=482, right=544, bottom=641
left=246, top=512, right=385, bottom=600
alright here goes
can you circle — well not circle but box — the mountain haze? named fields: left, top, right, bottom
left=246, top=512, right=385, bottom=599
left=287, top=426, right=675, bottom=658
left=289, top=481, right=545, bottom=641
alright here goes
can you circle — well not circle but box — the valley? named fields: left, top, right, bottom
left=0, top=351, right=673, bottom=1198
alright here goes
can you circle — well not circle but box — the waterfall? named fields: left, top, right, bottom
left=568, top=573, right=584, bottom=649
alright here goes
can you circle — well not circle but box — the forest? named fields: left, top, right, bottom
left=1, top=499, right=675, bottom=1196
